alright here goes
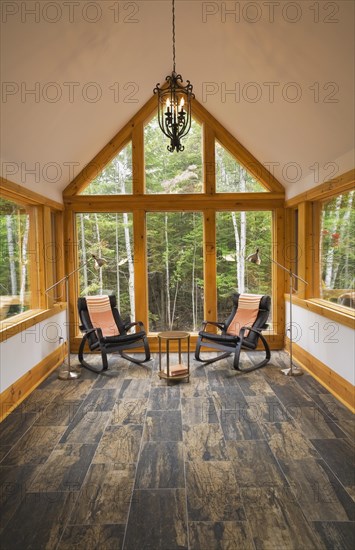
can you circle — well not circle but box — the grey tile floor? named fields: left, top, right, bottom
left=0, top=350, right=354, bottom=549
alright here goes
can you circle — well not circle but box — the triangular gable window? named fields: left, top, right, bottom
left=216, top=141, right=268, bottom=193
left=80, top=142, right=132, bottom=195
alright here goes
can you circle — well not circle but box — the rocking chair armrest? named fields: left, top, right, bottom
left=124, top=321, right=145, bottom=331
left=79, top=326, right=96, bottom=335
left=80, top=326, right=104, bottom=341
left=201, top=321, right=225, bottom=331
left=239, top=325, right=263, bottom=339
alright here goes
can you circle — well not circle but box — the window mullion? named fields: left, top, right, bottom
left=203, top=209, right=217, bottom=324
left=133, top=210, right=148, bottom=329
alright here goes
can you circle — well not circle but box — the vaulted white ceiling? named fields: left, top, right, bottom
left=1, top=0, right=354, bottom=203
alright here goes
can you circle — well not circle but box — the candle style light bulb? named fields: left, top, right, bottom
left=166, top=98, right=171, bottom=112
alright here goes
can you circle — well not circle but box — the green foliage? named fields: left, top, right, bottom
left=320, top=191, right=354, bottom=306
left=216, top=211, right=272, bottom=319
left=77, top=212, right=134, bottom=317
left=147, top=212, right=203, bottom=331
left=0, top=198, right=30, bottom=318
left=145, top=117, right=203, bottom=194
left=216, top=142, right=267, bottom=193
left=80, top=143, right=132, bottom=195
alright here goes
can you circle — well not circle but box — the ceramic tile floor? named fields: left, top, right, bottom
left=0, top=350, right=354, bottom=549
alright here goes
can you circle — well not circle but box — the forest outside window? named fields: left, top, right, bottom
left=144, top=116, right=203, bottom=194
left=147, top=212, right=203, bottom=332
left=216, top=211, right=273, bottom=320
left=79, top=142, right=132, bottom=195
left=215, top=141, right=267, bottom=193
left=0, top=197, right=31, bottom=320
left=77, top=213, right=135, bottom=320
left=320, top=190, right=354, bottom=310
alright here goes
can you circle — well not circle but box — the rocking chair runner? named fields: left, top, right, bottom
left=195, top=293, right=271, bottom=372
left=78, top=295, right=150, bottom=373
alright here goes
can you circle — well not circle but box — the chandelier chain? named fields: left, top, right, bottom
left=153, top=0, right=194, bottom=152
left=172, top=0, right=176, bottom=72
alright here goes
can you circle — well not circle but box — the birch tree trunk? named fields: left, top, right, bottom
left=191, top=213, right=197, bottom=330
left=94, top=213, right=103, bottom=294
left=171, top=281, right=179, bottom=330
left=80, top=214, right=88, bottom=292
left=165, top=213, right=171, bottom=328
left=231, top=212, right=244, bottom=293
left=6, top=215, right=17, bottom=296
left=239, top=169, right=247, bottom=292
left=115, top=157, right=135, bottom=319
left=19, top=217, right=29, bottom=311
left=115, top=214, right=121, bottom=310
left=341, top=191, right=354, bottom=286
left=123, top=212, right=135, bottom=319
left=324, top=195, right=342, bottom=288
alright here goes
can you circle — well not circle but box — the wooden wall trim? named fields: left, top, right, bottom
left=132, top=122, right=145, bottom=194
left=0, top=177, right=63, bottom=210
left=0, top=342, right=67, bottom=422
left=285, top=168, right=355, bottom=207
left=0, top=303, right=66, bottom=343
left=297, top=201, right=314, bottom=299
left=286, top=338, right=355, bottom=413
left=64, top=193, right=284, bottom=212
left=204, top=124, right=216, bottom=194
left=274, top=207, right=286, bottom=336
left=203, top=210, right=217, bottom=324
left=133, top=210, right=148, bottom=329
left=43, top=206, right=55, bottom=308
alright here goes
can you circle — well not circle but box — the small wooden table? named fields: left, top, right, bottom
left=158, top=331, right=190, bottom=383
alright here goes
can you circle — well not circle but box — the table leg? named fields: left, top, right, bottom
left=159, top=337, right=162, bottom=373
left=166, top=339, right=170, bottom=377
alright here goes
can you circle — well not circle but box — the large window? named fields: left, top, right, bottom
left=65, top=99, right=285, bottom=343
left=320, top=190, right=354, bottom=310
left=77, top=213, right=135, bottom=319
left=216, top=211, right=272, bottom=319
left=147, top=212, right=203, bottom=331
left=0, top=198, right=31, bottom=320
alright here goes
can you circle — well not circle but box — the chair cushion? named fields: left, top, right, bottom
left=86, top=295, right=120, bottom=337
left=103, top=330, right=146, bottom=344
left=226, top=294, right=263, bottom=337
left=198, top=331, right=239, bottom=346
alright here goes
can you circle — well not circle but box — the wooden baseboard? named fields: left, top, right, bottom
left=0, top=342, right=67, bottom=422
left=285, top=338, right=355, bottom=413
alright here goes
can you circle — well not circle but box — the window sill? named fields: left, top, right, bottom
left=285, top=295, right=355, bottom=329
left=0, top=303, right=67, bottom=343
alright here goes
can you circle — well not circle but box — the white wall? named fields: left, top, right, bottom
left=286, top=302, right=355, bottom=385
left=0, top=310, right=67, bottom=392
left=286, top=149, right=354, bottom=199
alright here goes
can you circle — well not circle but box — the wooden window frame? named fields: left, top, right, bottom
left=285, top=169, right=355, bottom=328
left=0, top=177, right=64, bottom=340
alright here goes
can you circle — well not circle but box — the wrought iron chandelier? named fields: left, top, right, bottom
left=153, top=0, right=195, bottom=152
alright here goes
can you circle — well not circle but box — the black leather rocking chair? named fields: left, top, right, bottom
left=195, top=293, right=271, bottom=372
left=78, top=295, right=150, bottom=373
